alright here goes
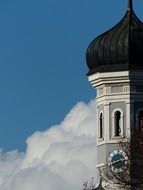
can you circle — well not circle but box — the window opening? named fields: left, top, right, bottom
left=99, top=113, right=103, bottom=138
left=114, top=111, right=121, bottom=136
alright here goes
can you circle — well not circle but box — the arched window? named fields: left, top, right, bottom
left=112, top=109, right=123, bottom=138
left=138, top=110, right=143, bottom=131
left=99, top=113, right=103, bottom=138
left=114, top=111, right=121, bottom=137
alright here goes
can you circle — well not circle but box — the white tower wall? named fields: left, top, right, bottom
left=88, top=71, right=143, bottom=189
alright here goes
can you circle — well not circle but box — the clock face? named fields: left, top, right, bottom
left=108, top=150, right=128, bottom=173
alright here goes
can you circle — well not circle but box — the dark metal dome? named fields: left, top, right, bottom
left=86, top=1, right=143, bottom=75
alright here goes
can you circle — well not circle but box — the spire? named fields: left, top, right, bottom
left=128, top=0, right=133, bottom=11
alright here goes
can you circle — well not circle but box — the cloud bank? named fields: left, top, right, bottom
left=0, top=100, right=97, bottom=190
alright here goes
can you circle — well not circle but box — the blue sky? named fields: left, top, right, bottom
left=0, top=0, right=143, bottom=151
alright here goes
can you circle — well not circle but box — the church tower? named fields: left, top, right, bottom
left=86, top=1, right=143, bottom=189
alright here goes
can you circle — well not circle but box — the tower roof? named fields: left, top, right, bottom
left=86, top=1, right=143, bottom=75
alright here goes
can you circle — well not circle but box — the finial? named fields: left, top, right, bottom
left=128, top=0, right=133, bottom=10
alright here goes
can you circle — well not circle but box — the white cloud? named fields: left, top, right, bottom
left=0, top=100, right=97, bottom=190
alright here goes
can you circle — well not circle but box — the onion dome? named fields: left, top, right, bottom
left=86, top=0, right=143, bottom=75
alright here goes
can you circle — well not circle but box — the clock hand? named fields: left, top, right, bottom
left=111, top=158, right=125, bottom=165
left=108, top=159, right=122, bottom=166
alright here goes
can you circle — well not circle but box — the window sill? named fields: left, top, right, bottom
left=111, top=135, right=125, bottom=140
left=98, top=137, right=104, bottom=142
